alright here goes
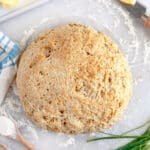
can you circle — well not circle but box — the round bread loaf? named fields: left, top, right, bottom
left=16, top=23, right=132, bottom=134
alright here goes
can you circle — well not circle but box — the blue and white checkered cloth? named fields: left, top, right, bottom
left=0, top=32, right=20, bottom=104
left=0, top=32, right=19, bottom=70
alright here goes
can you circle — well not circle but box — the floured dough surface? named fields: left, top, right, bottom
left=16, top=23, right=132, bottom=134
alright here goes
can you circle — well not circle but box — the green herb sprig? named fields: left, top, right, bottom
left=87, top=120, right=150, bottom=150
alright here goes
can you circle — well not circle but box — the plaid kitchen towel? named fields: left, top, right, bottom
left=0, top=32, right=20, bottom=104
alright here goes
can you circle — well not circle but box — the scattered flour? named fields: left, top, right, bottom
left=87, top=14, right=97, bottom=22
left=0, top=116, right=16, bottom=138
left=59, top=137, right=75, bottom=147
left=20, top=28, right=35, bottom=49
left=26, top=126, right=39, bottom=140
left=20, top=17, right=50, bottom=50
left=144, top=39, right=150, bottom=65
left=0, top=86, right=38, bottom=140
left=39, top=17, right=49, bottom=25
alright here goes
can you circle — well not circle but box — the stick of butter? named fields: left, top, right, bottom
left=0, top=0, right=20, bottom=7
left=119, top=0, right=136, bottom=5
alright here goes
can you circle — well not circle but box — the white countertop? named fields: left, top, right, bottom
left=0, top=0, right=150, bottom=150
left=0, top=0, right=150, bottom=39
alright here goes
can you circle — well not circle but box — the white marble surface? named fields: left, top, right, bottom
left=0, top=0, right=150, bottom=150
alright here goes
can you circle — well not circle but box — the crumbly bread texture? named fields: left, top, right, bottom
left=16, top=23, right=132, bottom=134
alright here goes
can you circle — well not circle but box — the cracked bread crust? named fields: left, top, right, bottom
left=16, top=23, right=132, bottom=134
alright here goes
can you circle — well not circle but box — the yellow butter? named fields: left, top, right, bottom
left=120, top=0, right=136, bottom=5
left=0, top=0, right=20, bottom=7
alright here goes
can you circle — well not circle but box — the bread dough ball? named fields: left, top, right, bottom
left=17, top=23, right=132, bottom=134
